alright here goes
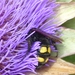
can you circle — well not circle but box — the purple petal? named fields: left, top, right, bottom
left=0, top=0, right=58, bottom=74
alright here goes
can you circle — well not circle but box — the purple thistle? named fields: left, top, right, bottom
left=0, top=0, right=59, bottom=75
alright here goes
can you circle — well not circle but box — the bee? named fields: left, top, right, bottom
left=27, top=28, right=62, bottom=68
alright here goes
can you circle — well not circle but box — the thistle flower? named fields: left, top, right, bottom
left=0, top=0, right=61, bottom=75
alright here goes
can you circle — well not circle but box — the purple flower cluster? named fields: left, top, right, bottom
left=0, top=0, right=58, bottom=75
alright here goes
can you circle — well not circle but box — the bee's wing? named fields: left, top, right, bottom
left=31, top=28, right=62, bottom=43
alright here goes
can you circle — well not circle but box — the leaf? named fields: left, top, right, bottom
left=62, top=18, right=75, bottom=30
left=54, top=2, right=75, bottom=26
left=63, top=54, right=75, bottom=64
left=48, top=58, right=75, bottom=75
left=31, top=58, right=75, bottom=75
left=57, top=0, right=72, bottom=3
left=72, top=0, right=75, bottom=2
left=57, top=27, right=75, bottom=58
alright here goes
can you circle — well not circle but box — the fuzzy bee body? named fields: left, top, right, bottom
left=27, top=28, right=62, bottom=68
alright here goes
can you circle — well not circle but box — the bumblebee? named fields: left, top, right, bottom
left=27, top=28, right=62, bottom=68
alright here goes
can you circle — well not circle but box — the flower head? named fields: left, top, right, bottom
left=0, top=0, right=59, bottom=75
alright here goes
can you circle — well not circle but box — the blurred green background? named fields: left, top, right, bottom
left=56, top=0, right=75, bottom=75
